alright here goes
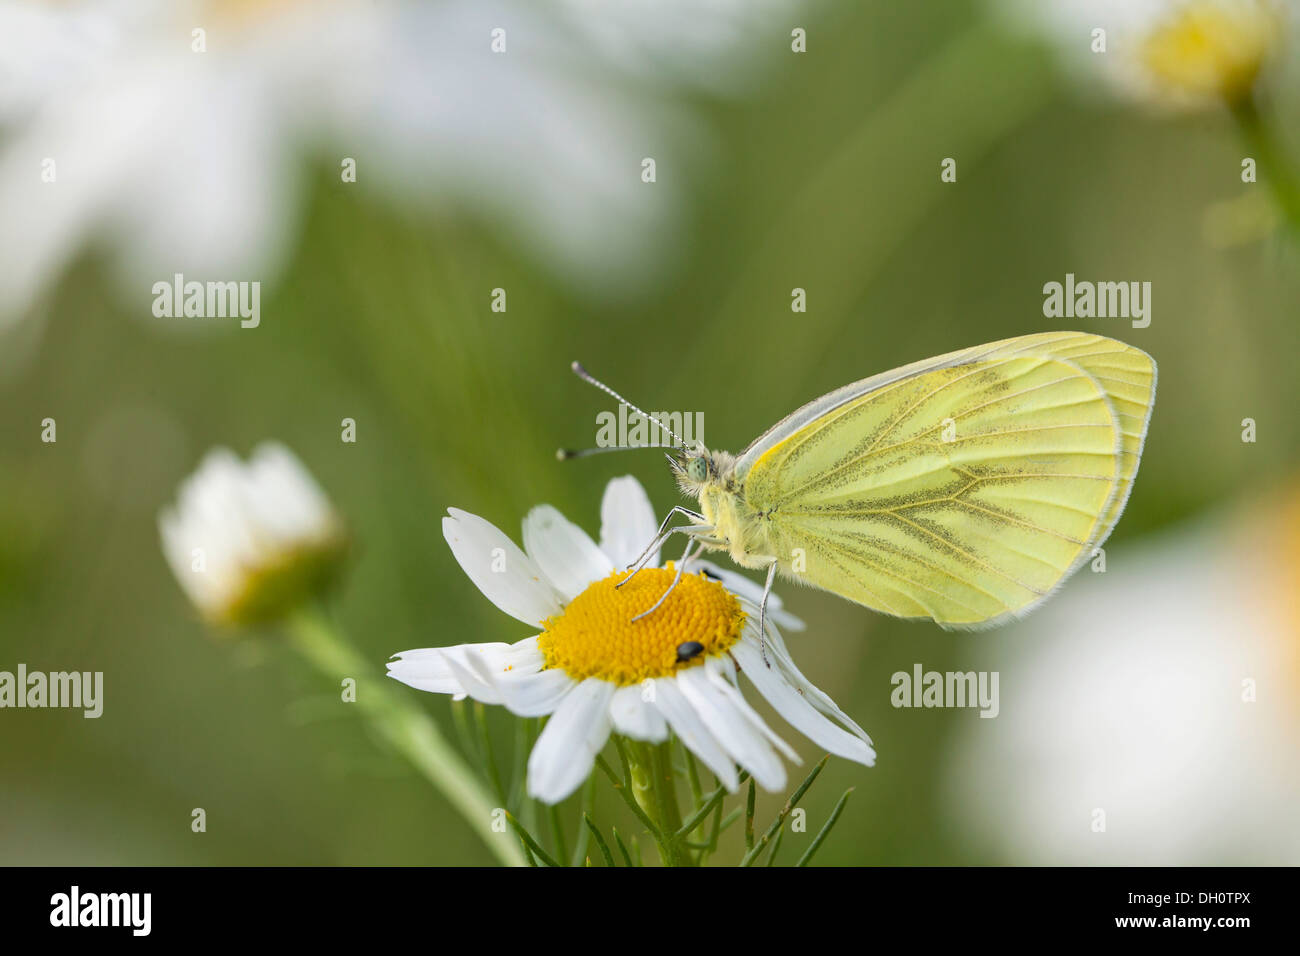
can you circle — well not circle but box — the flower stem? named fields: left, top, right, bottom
left=285, top=604, right=526, bottom=867
left=1231, top=97, right=1300, bottom=236
left=623, top=738, right=693, bottom=867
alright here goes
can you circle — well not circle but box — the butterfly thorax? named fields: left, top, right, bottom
left=678, top=449, right=778, bottom=571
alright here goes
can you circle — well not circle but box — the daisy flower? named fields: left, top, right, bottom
left=947, top=485, right=1300, bottom=864
left=157, top=441, right=530, bottom=864
left=998, top=0, right=1286, bottom=111
left=159, top=442, right=347, bottom=626
left=0, top=0, right=799, bottom=337
left=388, top=476, right=875, bottom=805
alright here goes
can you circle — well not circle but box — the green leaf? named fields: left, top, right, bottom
left=717, top=807, right=743, bottom=833
left=595, top=754, right=660, bottom=839
left=745, top=779, right=757, bottom=851
left=569, top=776, right=597, bottom=867
left=795, top=789, right=854, bottom=867
left=765, top=825, right=786, bottom=867
left=583, top=814, right=616, bottom=868
left=611, top=827, right=636, bottom=867
left=505, top=812, right=562, bottom=868
left=738, top=755, right=830, bottom=867
left=674, top=781, right=730, bottom=840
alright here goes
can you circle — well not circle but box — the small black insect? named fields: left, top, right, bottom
left=699, top=568, right=722, bottom=581
left=675, top=641, right=705, bottom=663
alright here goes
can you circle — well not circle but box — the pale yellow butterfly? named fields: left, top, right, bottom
left=568, top=331, right=1156, bottom=640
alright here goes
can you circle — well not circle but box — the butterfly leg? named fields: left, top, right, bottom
left=630, top=536, right=700, bottom=622
left=757, top=559, right=779, bottom=668
left=617, top=506, right=706, bottom=589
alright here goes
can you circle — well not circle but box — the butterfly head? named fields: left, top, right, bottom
left=671, top=445, right=734, bottom=497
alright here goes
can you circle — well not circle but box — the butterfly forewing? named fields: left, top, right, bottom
left=737, top=333, right=1155, bottom=628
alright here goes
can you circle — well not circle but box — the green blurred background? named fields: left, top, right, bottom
left=2, top=0, right=1297, bottom=865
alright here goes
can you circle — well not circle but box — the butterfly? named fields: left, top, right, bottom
left=567, top=331, right=1156, bottom=646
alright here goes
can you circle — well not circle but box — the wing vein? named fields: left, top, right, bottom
left=876, top=510, right=1049, bottom=597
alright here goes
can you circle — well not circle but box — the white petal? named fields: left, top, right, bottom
left=388, top=638, right=553, bottom=711
left=648, top=677, right=738, bottom=791
left=599, top=475, right=660, bottom=569
left=386, top=670, right=464, bottom=696
left=499, top=635, right=544, bottom=669
left=496, top=668, right=578, bottom=717
left=439, top=644, right=513, bottom=706
left=180, top=448, right=262, bottom=568
left=527, top=678, right=615, bottom=804
left=609, top=685, right=669, bottom=742
left=244, top=442, right=338, bottom=545
left=522, top=504, right=614, bottom=602
left=443, top=509, right=564, bottom=627
left=704, top=656, right=799, bottom=762
left=386, top=642, right=510, bottom=697
left=676, top=668, right=786, bottom=792
left=158, top=506, right=212, bottom=608
left=765, top=627, right=875, bottom=746
left=733, top=638, right=876, bottom=767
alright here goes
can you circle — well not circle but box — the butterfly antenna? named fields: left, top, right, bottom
left=569, top=361, right=688, bottom=449
left=556, top=444, right=659, bottom=461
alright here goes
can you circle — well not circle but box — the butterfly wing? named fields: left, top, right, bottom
left=736, top=332, right=1156, bottom=627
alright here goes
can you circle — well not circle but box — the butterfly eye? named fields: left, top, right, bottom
left=686, top=457, right=708, bottom=483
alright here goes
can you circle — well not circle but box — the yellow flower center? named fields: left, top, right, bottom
left=1141, top=1, right=1280, bottom=105
left=538, top=567, right=747, bottom=685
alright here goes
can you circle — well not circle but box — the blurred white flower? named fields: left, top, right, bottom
left=0, top=0, right=796, bottom=332
left=555, top=0, right=799, bottom=93
left=388, top=476, right=875, bottom=804
left=997, top=0, right=1287, bottom=110
left=159, top=442, right=347, bottom=626
left=947, top=487, right=1300, bottom=864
